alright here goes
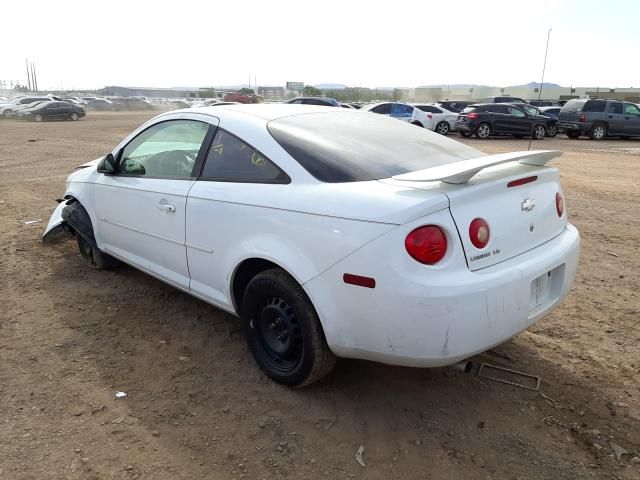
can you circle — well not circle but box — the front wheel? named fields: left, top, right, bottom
left=77, top=234, right=120, bottom=270
left=3, top=110, right=13, bottom=119
left=475, top=122, right=491, bottom=139
left=435, top=121, right=450, bottom=135
left=69, top=112, right=79, bottom=121
left=546, top=124, right=558, bottom=137
left=532, top=124, right=546, bottom=140
left=33, top=114, right=43, bottom=122
left=242, top=268, right=336, bottom=387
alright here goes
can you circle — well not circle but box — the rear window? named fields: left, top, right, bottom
left=561, top=100, right=587, bottom=112
left=267, top=111, right=481, bottom=183
left=583, top=100, right=607, bottom=112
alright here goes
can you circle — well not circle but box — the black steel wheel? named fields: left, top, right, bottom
left=76, top=234, right=120, bottom=270
left=242, top=268, right=335, bottom=387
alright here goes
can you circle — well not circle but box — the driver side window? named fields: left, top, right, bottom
left=117, top=120, right=210, bottom=178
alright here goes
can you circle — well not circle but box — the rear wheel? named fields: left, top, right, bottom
left=77, top=234, right=120, bottom=270
left=532, top=124, right=546, bottom=140
left=3, top=110, right=13, bottom=119
left=475, top=122, right=491, bottom=139
left=69, top=112, right=79, bottom=121
left=33, top=114, right=43, bottom=122
left=588, top=123, right=606, bottom=140
left=242, top=268, right=336, bottom=387
left=435, top=121, right=450, bottom=135
left=566, top=130, right=581, bottom=139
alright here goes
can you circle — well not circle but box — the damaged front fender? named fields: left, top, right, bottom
left=42, top=200, right=69, bottom=243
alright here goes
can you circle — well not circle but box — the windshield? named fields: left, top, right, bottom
left=268, top=111, right=482, bottom=183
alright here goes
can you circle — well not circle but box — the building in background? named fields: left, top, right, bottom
left=257, top=86, right=285, bottom=100
left=98, top=86, right=201, bottom=98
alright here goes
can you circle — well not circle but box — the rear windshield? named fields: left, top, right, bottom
left=561, top=100, right=587, bottom=112
left=583, top=100, right=607, bottom=112
left=267, top=111, right=481, bottom=183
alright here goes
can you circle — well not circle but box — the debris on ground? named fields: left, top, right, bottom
left=355, top=445, right=365, bottom=468
left=609, top=441, right=628, bottom=461
left=115, top=391, right=127, bottom=398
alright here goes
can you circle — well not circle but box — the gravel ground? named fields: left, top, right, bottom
left=0, top=112, right=638, bottom=480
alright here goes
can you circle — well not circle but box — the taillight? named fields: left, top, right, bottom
left=427, top=114, right=433, bottom=119
left=578, top=113, right=586, bottom=123
left=405, top=226, right=447, bottom=265
left=556, top=192, right=564, bottom=217
left=469, top=218, right=490, bottom=249
left=467, top=112, right=479, bottom=120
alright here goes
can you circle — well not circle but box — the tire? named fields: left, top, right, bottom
left=69, top=112, right=79, bottom=121
left=241, top=268, right=336, bottom=387
left=475, top=122, right=491, bottom=139
left=3, top=110, right=13, bottom=119
left=588, top=123, right=606, bottom=140
left=77, top=234, right=120, bottom=270
left=33, top=114, right=43, bottom=122
left=435, top=121, right=450, bottom=135
left=532, top=124, right=546, bottom=140
left=546, top=124, right=558, bottom=137
left=566, top=130, right=581, bottom=139
left=459, top=131, right=473, bottom=138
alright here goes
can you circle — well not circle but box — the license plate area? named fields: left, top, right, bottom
left=528, top=264, right=565, bottom=317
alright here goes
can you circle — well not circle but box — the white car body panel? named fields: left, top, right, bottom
left=412, top=104, right=459, bottom=132
left=43, top=104, right=580, bottom=369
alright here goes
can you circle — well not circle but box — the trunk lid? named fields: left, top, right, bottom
left=388, top=161, right=567, bottom=271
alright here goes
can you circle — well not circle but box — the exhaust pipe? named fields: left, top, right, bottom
left=451, top=360, right=473, bottom=373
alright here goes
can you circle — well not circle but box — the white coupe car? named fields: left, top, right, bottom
left=360, top=102, right=435, bottom=129
left=43, top=104, right=580, bottom=387
left=413, top=103, right=459, bottom=135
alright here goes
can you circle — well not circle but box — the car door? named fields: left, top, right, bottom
left=94, top=117, right=215, bottom=289
left=185, top=128, right=290, bottom=309
left=623, top=103, right=640, bottom=135
left=605, top=101, right=625, bottom=135
left=505, top=106, right=531, bottom=135
left=490, top=105, right=511, bottom=133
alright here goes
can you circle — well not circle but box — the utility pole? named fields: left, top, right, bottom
left=26, top=58, right=32, bottom=91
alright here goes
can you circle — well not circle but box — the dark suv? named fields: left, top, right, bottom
left=434, top=100, right=475, bottom=113
left=454, top=103, right=549, bottom=139
left=480, top=96, right=527, bottom=104
left=557, top=99, right=640, bottom=139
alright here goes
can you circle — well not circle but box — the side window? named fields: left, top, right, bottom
left=607, top=102, right=623, bottom=114
left=583, top=100, right=606, bottom=112
left=507, top=106, right=526, bottom=117
left=200, top=129, right=289, bottom=183
left=391, top=103, right=412, bottom=117
left=117, top=120, right=209, bottom=178
left=371, top=103, right=391, bottom=114
left=492, top=105, right=508, bottom=114
left=624, top=103, right=640, bottom=115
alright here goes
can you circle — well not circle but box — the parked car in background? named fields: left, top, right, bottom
left=412, top=104, right=458, bottom=135
left=286, top=97, right=340, bottom=107
left=528, top=100, right=560, bottom=107
left=7, top=100, right=52, bottom=117
left=191, top=99, right=221, bottom=108
left=63, top=96, right=88, bottom=105
left=43, top=104, right=579, bottom=387
left=455, top=103, right=549, bottom=139
left=557, top=98, right=640, bottom=139
left=508, top=102, right=558, bottom=137
left=361, top=102, right=434, bottom=129
left=480, top=96, right=527, bottom=104
left=0, top=96, right=57, bottom=118
left=434, top=100, right=475, bottom=113
left=18, top=101, right=85, bottom=121
left=85, top=98, right=115, bottom=111
left=340, top=103, right=356, bottom=109
left=539, top=106, right=562, bottom=118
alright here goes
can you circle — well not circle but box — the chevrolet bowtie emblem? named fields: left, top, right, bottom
left=521, top=198, right=536, bottom=211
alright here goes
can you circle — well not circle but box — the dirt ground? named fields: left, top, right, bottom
left=1, top=112, right=638, bottom=480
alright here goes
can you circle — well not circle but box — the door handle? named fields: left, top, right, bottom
left=157, top=203, right=176, bottom=213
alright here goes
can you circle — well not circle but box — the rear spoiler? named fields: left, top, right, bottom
left=391, top=150, right=562, bottom=184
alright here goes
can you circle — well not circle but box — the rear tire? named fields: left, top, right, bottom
left=241, top=268, right=336, bottom=387
left=588, top=123, right=606, bottom=140
left=77, top=234, right=120, bottom=270
left=435, top=121, right=450, bottom=135
left=566, top=130, right=581, bottom=139
left=33, top=114, right=43, bottom=122
left=475, top=122, right=491, bottom=139
left=546, top=124, right=558, bottom=137
left=3, top=110, right=13, bottom=119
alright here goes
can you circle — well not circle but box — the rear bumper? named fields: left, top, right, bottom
left=305, top=220, right=580, bottom=368
left=557, top=121, right=589, bottom=132
left=454, top=121, right=475, bottom=132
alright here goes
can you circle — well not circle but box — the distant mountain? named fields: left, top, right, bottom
left=516, top=81, right=562, bottom=88
left=418, top=84, right=492, bottom=89
left=314, top=83, right=349, bottom=90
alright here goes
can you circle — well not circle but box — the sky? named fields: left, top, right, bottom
left=1, top=0, right=639, bottom=91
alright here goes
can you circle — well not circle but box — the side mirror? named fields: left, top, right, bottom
left=97, top=153, right=116, bottom=174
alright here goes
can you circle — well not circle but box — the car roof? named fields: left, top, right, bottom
left=183, top=103, right=339, bottom=122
